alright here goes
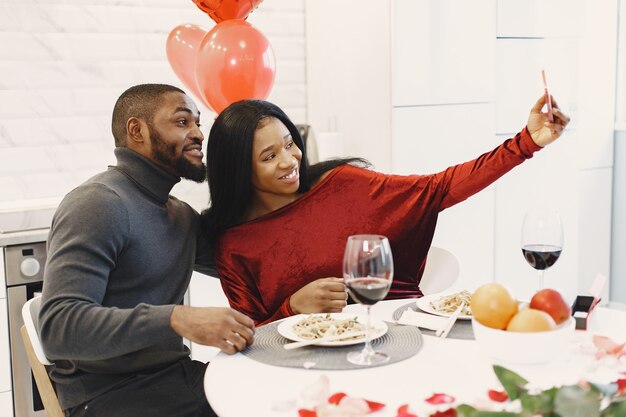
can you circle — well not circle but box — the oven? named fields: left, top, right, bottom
left=1, top=204, right=56, bottom=417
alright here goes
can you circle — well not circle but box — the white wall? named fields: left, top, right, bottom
left=0, top=0, right=306, bottom=211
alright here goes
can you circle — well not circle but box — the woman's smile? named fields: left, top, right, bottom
left=278, top=167, right=299, bottom=183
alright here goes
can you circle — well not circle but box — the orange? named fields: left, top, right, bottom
left=506, top=308, right=557, bottom=332
left=470, top=283, right=518, bottom=329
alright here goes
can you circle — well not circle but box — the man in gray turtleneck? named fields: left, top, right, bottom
left=39, top=84, right=255, bottom=417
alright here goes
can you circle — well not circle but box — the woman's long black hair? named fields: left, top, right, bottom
left=201, top=99, right=369, bottom=236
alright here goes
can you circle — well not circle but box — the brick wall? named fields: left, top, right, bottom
left=0, top=0, right=306, bottom=210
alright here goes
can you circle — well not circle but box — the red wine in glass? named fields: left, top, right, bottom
left=521, top=211, right=563, bottom=291
left=521, top=244, right=562, bottom=270
left=346, top=277, right=391, bottom=305
left=343, top=234, right=394, bottom=366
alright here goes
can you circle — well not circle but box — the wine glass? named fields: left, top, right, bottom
left=342, top=234, right=394, bottom=365
left=521, top=211, right=563, bottom=291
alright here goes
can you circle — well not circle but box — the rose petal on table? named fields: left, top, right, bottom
left=617, top=378, right=626, bottom=394
left=365, top=399, right=386, bottom=412
left=425, top=393, right=456, bottom=405
left=298, top=408, right=317, bottom=417
left=430, top=408, right=457, bottom=417
left=487, top=389, right=509, bottom=402
left=327, top=392, right=347, bottom=405
left=396, top=404, right=419, bottom=417
left=592, top=335, right=626, bottom=355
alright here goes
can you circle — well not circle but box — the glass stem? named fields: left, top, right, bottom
left=361, top=305, right=374, bottom=357
left=538, top=269, right=545, bottom=292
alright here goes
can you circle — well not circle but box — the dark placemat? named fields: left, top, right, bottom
left=392, top=302, right=475, bottom=340
left=240, top=321, right=423, bottom=370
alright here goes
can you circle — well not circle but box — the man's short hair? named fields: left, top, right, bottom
left=111, top=84, right=185, bottom=147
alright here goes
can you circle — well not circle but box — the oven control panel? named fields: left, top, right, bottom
left=4, top=242, right=46, bottom=286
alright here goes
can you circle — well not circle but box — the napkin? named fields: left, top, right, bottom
left=398, top=310, right=449, bottom=331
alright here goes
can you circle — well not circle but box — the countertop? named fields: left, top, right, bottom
left=0, top=229, right=49, bottom=247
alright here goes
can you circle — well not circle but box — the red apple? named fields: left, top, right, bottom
left=529, top=288, right=571, bottom=325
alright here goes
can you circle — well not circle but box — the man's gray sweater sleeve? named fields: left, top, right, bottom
left=39, top=183, right=178, bottom=361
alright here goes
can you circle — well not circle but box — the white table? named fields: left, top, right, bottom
left=204, top=300, right=626, bottom=416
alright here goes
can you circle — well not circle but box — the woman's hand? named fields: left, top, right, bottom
left=289, top=277, right=347, bottom=314
left=527, top=94, right=571, bottom=147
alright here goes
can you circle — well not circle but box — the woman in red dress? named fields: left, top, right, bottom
left=201, top=96, right=569, bottom=325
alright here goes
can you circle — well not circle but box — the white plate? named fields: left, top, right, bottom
left=277, top=313, right=388, bottom=347
left=415, top=293, right=473, bottom=320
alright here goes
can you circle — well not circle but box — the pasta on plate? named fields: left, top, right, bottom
left=429, top=290, right=473, bottom=316
left=292, top=313, right=365, bottom=340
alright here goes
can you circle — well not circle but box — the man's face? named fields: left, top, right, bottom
left=147, top=92, right=206, bottom=182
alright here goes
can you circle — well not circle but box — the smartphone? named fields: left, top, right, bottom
left=541, top=69, right=554, bottom=122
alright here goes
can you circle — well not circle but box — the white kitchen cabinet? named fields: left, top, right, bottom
left=496, top=0, right=583, bottom=39
left=495, top=38, right=578, bottom=135
left=393, top=0, right=495, bottom=106
left=0, top=298, right=11, bottom=393
left=577, top=168, right=613, bottom=302
left=307, top=0, right=498, bottom=288
left=0, top=390, right=14, bottom=417
left=306, top=0, right=392, bottom=172
left=494, top=131, right=580, bottom=302
left=305, top=0, right=617, bottom=299
left=392, top=104, right=497, bottom=175
left=393, top=104, right=497, bottom=288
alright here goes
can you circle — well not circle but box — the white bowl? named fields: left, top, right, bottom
left=472, top=317, right=575, bottom=364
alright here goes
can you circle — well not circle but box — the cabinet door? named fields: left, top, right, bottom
left=0, top=298, right=11, bottom=393
left=495, top=38, right=578, bottom=135
left=493, top=131, right=580, bottom=302
left=392, top=104, right=496, bottom=289
left=305, top=0, right=393, bottom=172
left=496, top=0, right=582, bottom=38
left=393, top=0, right=496, bottom=106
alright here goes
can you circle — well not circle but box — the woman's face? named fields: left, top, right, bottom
left=250, top=117, right=302, bottom=202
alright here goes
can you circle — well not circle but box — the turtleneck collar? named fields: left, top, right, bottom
left=112, top=148, right=181, bottom=205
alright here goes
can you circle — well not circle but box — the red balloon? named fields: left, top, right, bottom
left=196, top=20, right=275, bottom=114
left=166, top=24, right=213, bottom=110
left=192, top=0, right=263, bottom=24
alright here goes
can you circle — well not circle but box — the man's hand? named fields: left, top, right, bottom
left=170, top=306, right=254, bottom=355
left=527, top=94, right=571, bottom=147
left=289, top=277, right=347, bottom=314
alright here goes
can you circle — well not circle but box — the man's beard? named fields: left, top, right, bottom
left=150, top=129, right=206, bottom=183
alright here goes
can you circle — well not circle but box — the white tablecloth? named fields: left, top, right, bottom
left=204, top=300, right=626, bottom=417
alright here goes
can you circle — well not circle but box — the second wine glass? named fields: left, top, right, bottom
left=521, top=210, right=563, bottom=291
left=343, top=234, right=394, bottom=366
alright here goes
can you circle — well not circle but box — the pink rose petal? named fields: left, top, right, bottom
left=425, top=393, right=456, bottom=405
left=592, top=335, right=626, bottom=356
left=397, top=404, right=419, bottom=417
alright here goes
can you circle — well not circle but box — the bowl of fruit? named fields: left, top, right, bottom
left=471, top=284, right=575, bottom=364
